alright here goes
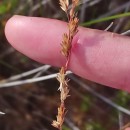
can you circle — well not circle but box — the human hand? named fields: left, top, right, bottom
left=5, top=15, right=130, bottom=93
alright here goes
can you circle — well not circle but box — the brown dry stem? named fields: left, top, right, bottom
left=52, top=0, right=79, bottom=129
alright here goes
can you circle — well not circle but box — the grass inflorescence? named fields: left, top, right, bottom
left=52, top=0, right=79, bottom=130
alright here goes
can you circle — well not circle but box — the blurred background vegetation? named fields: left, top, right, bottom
left=1, top=0, right=130, bottom=130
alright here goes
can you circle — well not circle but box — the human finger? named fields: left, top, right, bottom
left=5, top=15, right=130, bottom=92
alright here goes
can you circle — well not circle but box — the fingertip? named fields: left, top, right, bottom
left=5, top=15, right=24, bottom=45
left=5, top=15, right=16, bottom=45
left=5, top=15, right=66, bottom=66
left=125, top=127, right=130, bottom=130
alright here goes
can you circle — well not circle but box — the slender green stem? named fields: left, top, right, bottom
left=81, top=12, right=130, bottom=26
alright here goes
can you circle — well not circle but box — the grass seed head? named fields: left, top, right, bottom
left=52, top=0, right=79, bottom=129
left=59, top=0, right=69, bottom=12
left=72, top=0, right=79, bottom=6
left=61, top=33, right=71, bottom=57
left=52, top=104, right=66, bottom=129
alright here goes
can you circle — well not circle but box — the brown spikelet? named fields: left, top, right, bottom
left=73, top=0, right=79, bottom=6
left=52, top=104, right=66, bottom=130
left=61, top=33, right=71, bottom=57
left=52, top=0, right=79, bottom=129
left=59, top=0, right=69, bottom=12
left=68, top=17, right=79, bottom=36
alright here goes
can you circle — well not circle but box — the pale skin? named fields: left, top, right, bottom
left=5, top=15, right=130, bottom=94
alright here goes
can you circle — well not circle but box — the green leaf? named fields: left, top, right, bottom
left=63, top=125, right=71, bottom=130
left=0, top=4, right=8, bottom=14
left=85, top=121, right=106, bottom=130
left=80, top=96, right=91, bottom=112
left=81, top=12, right=130, bottom=26
left=0, top=0, right=18, bottom=15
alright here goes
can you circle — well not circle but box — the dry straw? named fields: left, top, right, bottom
left=52, top=0, right=79, bottom=130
